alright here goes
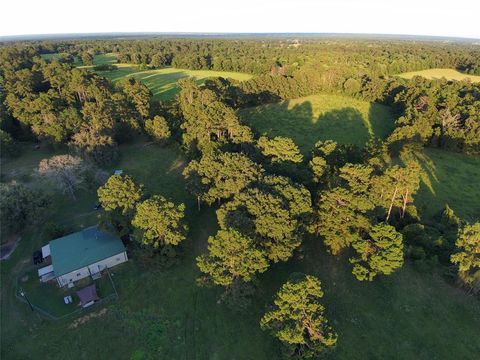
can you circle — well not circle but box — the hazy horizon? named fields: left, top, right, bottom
left=2, top=0, right=479, bottom=39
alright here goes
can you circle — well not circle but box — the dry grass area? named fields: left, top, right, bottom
left=398, top=68, right=480, bottom=83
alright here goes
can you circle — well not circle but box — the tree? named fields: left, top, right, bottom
left=197, top=229, right=268, bottom=286
left=260, top=274, right=337, bottom=358
left=81, top=51, right=93, bottom=65
left=0, top=129, right=17, bottom=157
left=183, top=151, right=263, bottom=207
left=0, top=182, right=51, bottom=235
left=132, top=195, right=188, bottom=248
left=37, top=155, right=87, bottom=200
left=257, top=136, right=303, bottom=164
left=97, top=174, right=144, bottom=216
left=309, top=156, right=327, bottom=183
left=144, top=115, right=171, bottom=143
left=217, top=175, right=312, bottom=263
left=311, top=187, right=373, bottom=255
left=178, top=80, right=253, bottom=154
left=71, top=126, right=118, bottom=166
left=451, top=223, right=480, bottom=292
left=117, top=77, right=152, bottom=119
left=350, top=223, right=404, bottom=281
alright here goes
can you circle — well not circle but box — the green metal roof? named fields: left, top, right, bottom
left=50, top=226, right=125, bottom=277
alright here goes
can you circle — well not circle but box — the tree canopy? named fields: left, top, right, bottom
left=260, top=274, right=338, bottom=358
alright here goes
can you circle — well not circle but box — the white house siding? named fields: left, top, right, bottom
left=56, top=251, right=128, bottom=287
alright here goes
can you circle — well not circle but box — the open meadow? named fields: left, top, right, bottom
left=398, top=68, right=480, bottom=83
left=238, top=93, right=396, bottom=153
left=83, top=54, right=253, bottom=101
left=97, top=67, right=253, bottom=101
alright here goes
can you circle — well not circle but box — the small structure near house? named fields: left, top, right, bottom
left=37, top=226, right=128, bottom=287
left=38, top=264, right=55, bottom=282
left=76, top=284, right=99, bottom=308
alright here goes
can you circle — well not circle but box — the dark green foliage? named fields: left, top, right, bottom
left=0, top=129, right=17, bottom=157
left=0, top=182, right=51, bottom=235
left=178, top=79, right=253, bottom=154
left=350, top=223, right=404, bottom=281
left=132, top=195, right=188, bottom=248
left=97, top=174, right=144, bottom=235
left=217, top=175, right=312, bottom=263
left=144, top=115, right=171, bottom=144
left=183, top=151, right=263, bottom=206
left=451, top=223, right=480, bottom=293
left=197, top=229, right=268, bottom=286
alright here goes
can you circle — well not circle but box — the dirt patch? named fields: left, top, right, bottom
left=68, top=308, right=108, bottom=329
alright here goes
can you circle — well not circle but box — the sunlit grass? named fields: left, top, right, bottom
left=398, top=68, right=480, bottom=83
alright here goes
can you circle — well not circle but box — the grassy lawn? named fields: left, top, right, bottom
left=410, top=148, right=480, bottom=222
left=17, top=269, right=116, bottom=319
left=398, top=68, right=480, bottom=83
left=2, top=140, right=480, bottom=359
left=238, top=93, right=396, bottom=154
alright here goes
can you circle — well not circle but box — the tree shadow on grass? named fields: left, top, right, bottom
left=242, top=100, right=372, bottom=154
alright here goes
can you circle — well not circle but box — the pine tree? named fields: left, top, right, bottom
left=260, top=274, right=337, bottom=358
left=183, top=151, right=263, bottom=207
left=451, top=223, right=480, bottom=292
left=132, top=195, right=188, bottom=248
left=350, top=223, right=404, bottom=281
left=257, top=136, right=303, bottom=164
left=197, top=229, right=268, bottom=286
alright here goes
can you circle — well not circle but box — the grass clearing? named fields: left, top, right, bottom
left=410, top=148, right=480, bottom=222
left=95, top=66, right=253, bottom=101
left=238, top=93, right=396, bottom=154
left=398, top=68, right=480, bottom=83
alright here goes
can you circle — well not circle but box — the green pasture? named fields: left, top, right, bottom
left=411, top=148, right=480, bottom=222
left=238, top=93, right=396, bottom=154
left=398, top=68, right=480, bottom=83
left=96, top=66, right=252, bottom=101
left=2, top=140, right=480, bottom=359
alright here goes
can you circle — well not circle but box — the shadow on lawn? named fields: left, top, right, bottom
left=241, top=100, right=390, bottom=153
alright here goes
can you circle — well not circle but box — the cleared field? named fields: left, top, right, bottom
left=238, top=94, right=396, bottom=153
left=411, top=148, right=480, bottom=221
left=96, top=66, right=252, bottom=101
left=2, top=141, right=480, bottom=360
left=398, top=68, right=480, bottom=83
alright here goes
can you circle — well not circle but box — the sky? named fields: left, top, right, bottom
left=1, top=0, right=479, bottom=39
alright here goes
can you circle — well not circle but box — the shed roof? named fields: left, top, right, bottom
left=50, top=226, right=125, bottom=277
left=76, top=284, right=99, bottom=306
left=41, top=244, right=50, bottom=258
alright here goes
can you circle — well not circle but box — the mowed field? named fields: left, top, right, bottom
left=411, top=148, right=480, bottom=221
left=97, top=66, right=252, bottom=101
left=2, top=138, right=480, bottom=360
left=238, top=94, right=396, bottom=153
left=83, top=53, right=252, bottom=101
left=398, top=68, right=480, bottom=83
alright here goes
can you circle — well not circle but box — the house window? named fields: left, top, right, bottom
left=77, top=273, right=81, bottom=277
left=116, top=257, right=120, bottom=261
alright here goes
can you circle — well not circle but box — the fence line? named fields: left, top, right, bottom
left=15, top=270, right=119, bottom=321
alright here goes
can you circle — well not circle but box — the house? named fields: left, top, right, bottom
left=37, top=226, right=127, bottom=287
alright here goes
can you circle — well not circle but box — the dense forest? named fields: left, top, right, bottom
left=1, top=37, right=479, bottom=359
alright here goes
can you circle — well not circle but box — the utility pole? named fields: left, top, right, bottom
left=19, top=288, right=34, bottom=312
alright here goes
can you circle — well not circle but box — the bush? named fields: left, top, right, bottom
left=0, top=129, right=18, bottom=157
